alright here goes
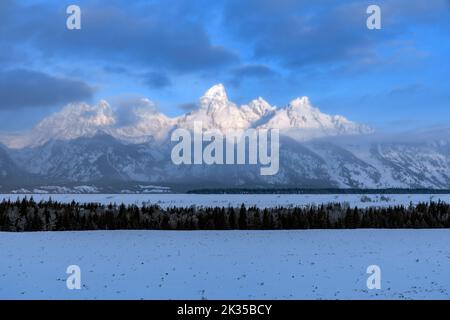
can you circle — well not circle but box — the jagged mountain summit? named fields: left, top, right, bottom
left=1, top=84, right=372, bottom=149
left=261, top=96, right=372, bottom=140
left=1, top=84, right=449, bottom=191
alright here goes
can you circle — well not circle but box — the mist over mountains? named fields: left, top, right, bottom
left=1, top=84, right=449, bottom=192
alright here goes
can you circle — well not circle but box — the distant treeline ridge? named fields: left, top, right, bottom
left=187, top=188, right=450, bottom=194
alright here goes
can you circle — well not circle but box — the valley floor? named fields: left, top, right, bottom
left=0, top=229, right=449, bottom=299
left=2, top=193, right=450, bottom=208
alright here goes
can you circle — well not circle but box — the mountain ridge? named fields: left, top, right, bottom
left=1, top=85, right=449, bottom=191
left=0, top=84, right=372, bottom=149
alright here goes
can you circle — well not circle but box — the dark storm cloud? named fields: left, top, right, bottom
left=3, top=0, right=446, bottom=85
left=0, top=69, right=95, bottom=110
left=232, top=65, right=277, bottom=78
left=0, top=0, right=449, bottom=132
left=228, top=64, right=277, bottom=87
left=0, top=1, right=238, bottom=73
left=223, top=0, right=372, bottom=67
left=222, top=0, right=449, bottom=68
left=142, top=72, right=172, bottom=89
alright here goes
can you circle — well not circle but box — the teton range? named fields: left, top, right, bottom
left=0, top=84, right=449, bottom=192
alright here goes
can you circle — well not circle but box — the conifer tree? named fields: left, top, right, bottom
left=228, top=207, right=236, bottom=229
left=238, top=204, right=247, bottom=229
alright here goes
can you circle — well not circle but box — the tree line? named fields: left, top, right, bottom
left=0, top=198, right=449, bottom=232
left=187, top=188, right=450, bottom=194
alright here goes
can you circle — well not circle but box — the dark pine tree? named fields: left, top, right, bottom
left=238, top=204, right=248, bottom=229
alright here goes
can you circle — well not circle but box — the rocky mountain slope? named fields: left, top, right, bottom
left=0, top=85, right=449, bottom=192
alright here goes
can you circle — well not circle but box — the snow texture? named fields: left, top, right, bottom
left=1, top=193, right=450, bottom=209
left=0, top=229, right=449, bottom=299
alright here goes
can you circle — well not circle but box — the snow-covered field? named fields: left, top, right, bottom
left=0, top=230, right=449, bottom=299
left=1, top=193, right=450, bottom=208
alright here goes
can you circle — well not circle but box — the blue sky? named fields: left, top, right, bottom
left=0, top=0, right=449, bottom=132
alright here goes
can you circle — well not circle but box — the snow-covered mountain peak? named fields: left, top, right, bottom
left=259, top=96, right=373, bottom=140
left=240, top=97, right=276, bottom=125
left=288, top=96, right=316, bottom=112
left=199, top=84, right=233, bottom=113
left=26, top=101, right=116, bottom=146
left=248, top=97, right=275, bottom=115
left=48, top=100, right=115, bottom=127
left=201, top=84, right=228, bottom=102
left=185, top=84, right=251, bottom=130
left=0, top=85, right=373, bottom=148
left=114, top=99, right=174, bottom=143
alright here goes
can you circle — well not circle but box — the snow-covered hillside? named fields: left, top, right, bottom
left=1, top=230, right=449, bottom=299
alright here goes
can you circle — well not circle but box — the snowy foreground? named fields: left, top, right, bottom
left=2, top=193, right=450, bottom=208
left=0, top=230, right=449, bottom=299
